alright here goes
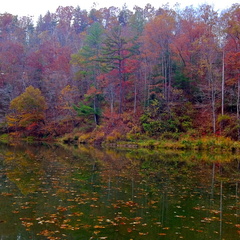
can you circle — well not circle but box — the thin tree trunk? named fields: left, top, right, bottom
left=164, top=56, right=167, bottom=102
left=118, top=59, right=123, bottom=114
left=221, top=50, right=225, bottom=116
left=143, top=59, right=148, bottom=108
left=237, top=76, right=240, bottom=140
left=93, top=95, right=98, bottom=125
left=134, top=76, right=137, bottom=114
left=110, top=86, right=114, bottom=114
left=209, top=62, right=216, bottom=134
left=168, top=52, right=171, bottom=104
left=211, top=76, right=216, bottom=134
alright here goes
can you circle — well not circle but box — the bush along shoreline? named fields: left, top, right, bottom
left=59, top=130, right=240, bottom=152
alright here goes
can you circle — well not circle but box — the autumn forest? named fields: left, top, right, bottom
left=0, top=3, right=240, bottom=143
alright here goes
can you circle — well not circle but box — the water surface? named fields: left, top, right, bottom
left=0, top=143, right=239, bottom=239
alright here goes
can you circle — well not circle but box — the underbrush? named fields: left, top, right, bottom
left=0, top=133, right=10, bottom=143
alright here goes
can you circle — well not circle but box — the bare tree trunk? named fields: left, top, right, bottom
left=143, top=59, right=148, bottom=108
left=119, top=61, right=123, bottom=114
left=211, top=77, right=216, bottom=134
left=164, top=56, right=168, bottom=102
left=134, top=77, right=137, bottom=114
left=110, top=86, right=114, bottom=114
left=209, top=63, right=216, bottom=134
left=93, top=96, right=98, bottom=125
left=237, top=76, right=240, bottom=140
left=168, top=53, right=171, bottom=104
left=221, top=50, right=225, bottom=116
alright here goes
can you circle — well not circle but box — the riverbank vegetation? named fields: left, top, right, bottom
left=0, top=3, right=239, bottom=148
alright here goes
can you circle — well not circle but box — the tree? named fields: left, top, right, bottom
left=141, top=8, right=176, bottom=106
left=101, top=24, right=139, bottom=114
left=223, top=4, right=240, bottom=138
left=7, top=86, right=47, bottom=133
left=73, top=86, right=102, bottom=126
left=72, top=22, right=105, bottom=125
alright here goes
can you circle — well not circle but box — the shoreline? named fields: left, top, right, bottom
left=1, top=132, right=240, bottom=152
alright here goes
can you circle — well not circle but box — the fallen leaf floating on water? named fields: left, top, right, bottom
left=148, top=200, right=158, bottom=205
left=94, top=225, right=106, bottom=229
left=21, top=221, right=33, bottom=228
left=209, top=209, right=221, bottom=214
left=133, top=217, right=142, bottom=221
left=163, top=227, right=170, bottom=230
left=130, top=221, right=141, bottom=225
left=37, top=230, right=55, bottom=237
left=1, top=192, right=13, bottom=196
left=47, top=237, right=61, bottom=240
left=20, top=218, right=34, bottom=221
left=21, top=206, right=31, bottom=209
left=125, top=201, right=138, bottom=207
left=201, top=217, right=219, bottom=223
left=57, top=207, right=67, bottom=211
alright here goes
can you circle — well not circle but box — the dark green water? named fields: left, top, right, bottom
left=0, top=143, right=239, bottom=240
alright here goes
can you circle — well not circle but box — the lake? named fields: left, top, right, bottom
left=0, top=143, right=239, bottom=239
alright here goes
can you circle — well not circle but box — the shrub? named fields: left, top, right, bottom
left=7, top=86, right=47, bottom=135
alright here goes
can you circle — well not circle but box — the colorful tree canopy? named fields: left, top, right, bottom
left=7, top=86, right=47, bottom=130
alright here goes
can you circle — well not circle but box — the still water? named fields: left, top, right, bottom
left=0, top=143, right=239, bottom=240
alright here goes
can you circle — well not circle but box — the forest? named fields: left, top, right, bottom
left=0, top=3, right=239, bottom=144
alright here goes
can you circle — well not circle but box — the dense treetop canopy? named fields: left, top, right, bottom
left=0, top=3, right=239, bottom=140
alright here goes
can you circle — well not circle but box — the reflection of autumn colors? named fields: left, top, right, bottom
left=0, top=143, right=239, bottom=239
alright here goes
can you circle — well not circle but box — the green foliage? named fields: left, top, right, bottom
left=173, top=67, right=196, bottom=98
left=0, top=133, right=9, bottom=143
left=73, top=101, right=101, bottom=125
left=141, top=101, right=194, bottom=136
left=71, top=22, right=104, bottom=75
left=142, top=120, right=162, bottom=136
left=160, top=132, right=180, bottom=141
left=73, top=102, right=96, bottom=117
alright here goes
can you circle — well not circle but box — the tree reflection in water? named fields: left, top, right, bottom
left=0, top=143, right=239, bottom=239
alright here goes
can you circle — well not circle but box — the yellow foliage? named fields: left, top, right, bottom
left=7, top=86, right=47, bottom=129
left=106, top=130, right=122, bottom=142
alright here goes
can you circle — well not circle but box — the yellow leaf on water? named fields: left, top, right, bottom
left=94, top=225, right=105, bottom=229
